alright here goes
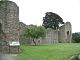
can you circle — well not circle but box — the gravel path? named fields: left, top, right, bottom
left=0, top=54, right=17, bottom=60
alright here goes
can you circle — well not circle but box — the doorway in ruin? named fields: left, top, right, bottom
left=66, top=31, right=70, bottom=42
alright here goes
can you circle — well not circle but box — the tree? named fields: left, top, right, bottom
left=72, top=33, right=80, bottom=43
left=24, top=25, right=46, bottom=45
left=42, top=12, right=64, bottom=30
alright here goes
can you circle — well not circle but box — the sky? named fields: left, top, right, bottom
left=10, top=0, right=80, bottom=33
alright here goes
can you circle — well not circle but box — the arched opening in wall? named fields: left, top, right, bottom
left=67, top=31, right=69, bottom=35
left=66, top=31, right=70, bottom=42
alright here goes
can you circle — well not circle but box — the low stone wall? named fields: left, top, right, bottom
left=2, top=45, right=20, bottom=54
left=2, top=45, right=9, bottom=53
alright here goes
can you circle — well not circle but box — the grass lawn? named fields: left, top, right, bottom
left=15, top=43, right=80, bottom=60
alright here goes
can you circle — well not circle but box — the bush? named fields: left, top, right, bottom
left=72, top=33, right=80, bottom=43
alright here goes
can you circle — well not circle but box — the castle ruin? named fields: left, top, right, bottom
left=40, top=22, right=72, bottom=44
left=0, top=0, right=19, bottom=42
left=19, top=21, right=72, bottom=44
left=0, top=0, right=72, bottom=46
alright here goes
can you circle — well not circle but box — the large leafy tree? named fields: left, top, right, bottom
left=24, top=25, right=46, bottom=45
left=42, top=12, right=64, bottom=29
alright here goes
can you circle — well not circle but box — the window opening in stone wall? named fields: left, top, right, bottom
left=67, top=31, right=69, bottom=35
left=66, top=31, right=70, bottom=42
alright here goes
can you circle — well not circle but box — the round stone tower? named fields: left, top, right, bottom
left=0, top=0, right=19, bottom=42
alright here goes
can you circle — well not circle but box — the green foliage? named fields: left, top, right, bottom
left=15, top=43, right=80, bottom=60
left=42, top=12, right=64, bottom=30
left=72, top=32, right=80, bottom=43
left=24, top=25, right=46, bottom=39
left=24, top=25, right=46, bottom=45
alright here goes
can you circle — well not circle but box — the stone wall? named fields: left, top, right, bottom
left=58, top=22, right=72, bottom=43
left=19, top=22, right=72, bottom=44
left=41, top=28, right=58, bottom=44
left=64, top=22, right=72, bottom=42
left=19, top=22, right=27, bottom=35
left=0, top=1, right=19, bottom=42
left=39, top=22, right=72, bottom=44
left=0, top=1, right=72, bottom=45
left=58, top=24, right=66, bottom=42
left=19, top=22, right=27, bottom=44
left=0, top=1, right=20, bottom=53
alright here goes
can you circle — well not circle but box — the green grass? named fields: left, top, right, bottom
left=15, top=43, right=80, bottom=60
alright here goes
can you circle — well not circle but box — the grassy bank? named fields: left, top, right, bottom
left=15, top=43, right=80, bottom=60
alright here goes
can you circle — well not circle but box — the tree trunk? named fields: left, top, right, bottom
left=33, top=39, right=36, bottom=46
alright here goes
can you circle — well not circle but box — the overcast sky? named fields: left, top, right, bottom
left=10, top=0, right=80, bottom=33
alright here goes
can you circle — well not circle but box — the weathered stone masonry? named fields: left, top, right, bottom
left=19, top=22, right=72, bottom=44
left=0, top=0, right=72, bottom=46
left=0, top=1, right=19, bottom=43
left=0, top=0, right=20, bottom=53
left=39, top=22, right=72, bottom=44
